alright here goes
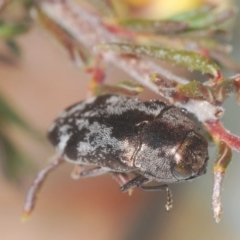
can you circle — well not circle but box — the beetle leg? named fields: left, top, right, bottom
left=140, top=184, right=173, bottom=211
left=71, top=164, right=83, bottom=179
left=79, top=167, right=109, bottom=177
left=139, top=184, right=167, bottom=191
left=120, top=175, right=149, bottom=192
left=111, top=172, right=133, bottom=195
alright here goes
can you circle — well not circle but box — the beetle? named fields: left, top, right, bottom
left=22, top=94, right=209, bottom=219
left=48, top=94, right=209, bottom=193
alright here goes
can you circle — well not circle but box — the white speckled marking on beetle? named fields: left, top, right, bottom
left=66, top=96, right=97, bottom=116
left=57, top=134, right=72, bottom=154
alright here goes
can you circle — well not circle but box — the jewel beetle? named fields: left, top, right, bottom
left=22, top=94, right=209, bottom=219
left=48, top=94, right=209, bottom=191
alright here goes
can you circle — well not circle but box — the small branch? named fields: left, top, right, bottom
left=33, top=0, right=240, bottom=223
left=205, top=120, right=240, bottom=152
left=39, top=0, right=227, bottom=123
left=21, top=155, right=64, bottom=221
left=212, top=171, right=224, bottom=223
left=41, top=0, right=117, bottom=48
left=212, top=141, right=232, bottom=222
left=40, top=0, right=191, bottom=90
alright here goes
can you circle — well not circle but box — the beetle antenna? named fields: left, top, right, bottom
left=165, top=186, right=173, bottom=211
left=21, top=155, right=64, bottom=222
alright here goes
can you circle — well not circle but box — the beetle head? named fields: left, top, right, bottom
left=171, top=131, right=208, bottom=181
left=134, top=111, right=209, bottom=183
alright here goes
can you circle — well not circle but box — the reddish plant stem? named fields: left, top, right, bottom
left=204, top=120, right=240, bottom=152
left=40, top=0, right=190, bottom=89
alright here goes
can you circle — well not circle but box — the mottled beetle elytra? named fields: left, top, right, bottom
left=48, top=94, right=208, bottom=182
left=22, top=94, right=209, bottom=219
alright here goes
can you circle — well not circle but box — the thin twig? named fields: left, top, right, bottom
left=21, top=155, right=64, bottom=221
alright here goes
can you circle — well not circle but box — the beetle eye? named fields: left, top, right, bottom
left=171, top=163, right=192, bottom=180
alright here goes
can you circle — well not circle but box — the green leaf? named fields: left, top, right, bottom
left=0, top=22, right=29, bottom=39
left=119, top=19, right=188, bottom=33
left=0, top=94, right=30, bottom=130
left=22, top=0, right=34, bottom=9
left=88, top=0, right=116, bottom=16
left=100, top=43, right=220, bottom=77
left=177, top=80, right=214, bottom=102
left=116, top=80, right=144, bottom=93
left=0, top=133, right=30, bottom=182
left=214, top=78, right=238, bottom=103
left=6, top=39, right=21, bottom=56
left=0, top=94, right=43, bottom=141
left=36, top=9, right=90, bottom=66
left=119, top=5, right=236, bottom=34
left=94, top=81, right=143, bottom=96
left=169, top=5, right=236, bottom=30
left=169, top=4, right=215, bottom=21
left=186, top=9, right=236, bottom=30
